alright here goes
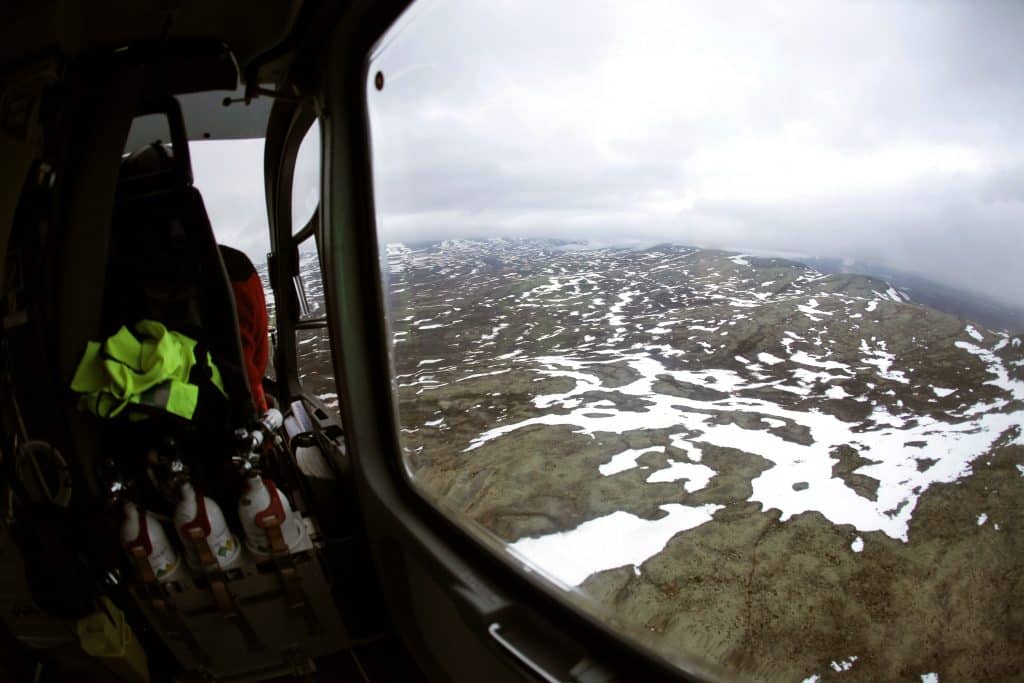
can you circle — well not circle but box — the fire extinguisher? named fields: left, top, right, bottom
left=122, top=500, right=187, bottom=583
left=238, top=474, right=309, bottom=561
left=169, top=461, right=244, bottom=572
left=110, top=479, right=186, bottom=583
left=234, top=409, right=309, bottom=560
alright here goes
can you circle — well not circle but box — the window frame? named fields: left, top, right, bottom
left=265, top=101, right=331, bottom=404
left=312, top=1, right=713, bottom=681
left=291, top=121, right=329, bottom=327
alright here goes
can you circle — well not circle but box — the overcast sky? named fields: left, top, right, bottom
left=194, top=0, right=1024, bottom=307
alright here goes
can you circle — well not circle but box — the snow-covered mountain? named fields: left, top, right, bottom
left=290, top=238, right=1024, bottom=680
left=385, top=238, right=1024, bottom=681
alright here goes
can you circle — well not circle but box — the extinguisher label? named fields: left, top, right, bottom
left=209, top=526, right=240, bottom=563
left=152, top=545, right=180, bottom=579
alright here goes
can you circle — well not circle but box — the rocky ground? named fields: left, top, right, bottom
left=294, top=239, right=1024, bottom=681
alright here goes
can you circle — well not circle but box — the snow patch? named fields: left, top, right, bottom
left=860, top=338, right=909, bottom=384
left=830, top=655, right=858, bottom=672
left=791, top=350, right=849, bottom=371
left=798, top=298, right=833, bottom=320
left=646, top=460, right=716, bottom=492
left=599, top=447, right=666, bottom=476
left=507, top=503, right=723, bottom=586
left=669, top=434, right=705, bottom=462
left=825, top=385, right=851, bottom=400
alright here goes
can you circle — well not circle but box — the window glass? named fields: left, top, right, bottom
left=368, top=2, right=1024, bottom=680
left=294, top=242, right=335, bottom=399
left=296, top=327, right=336, bottom=409
left=291, top=123, right=326, bottom=325
left=124, top=113, right=171, bottom=154
left=294, top=247, right=325, bottom=321
left=289, top=121, right=333, bottom=396
left=190, top=136, right=276, bottom=380
left=189, top=120, right=328, bottom=397
left=292, top=121, right=321, bottom=234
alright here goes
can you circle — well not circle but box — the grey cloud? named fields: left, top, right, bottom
left=367, top=0, right=1024, bottom=308
left=191, top=124, right=320, bottom=267
left=185, top=1, right=1022, bottom=310
left=190, top=137, right=268, bottom=261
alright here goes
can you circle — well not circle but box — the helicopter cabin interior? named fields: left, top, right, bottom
left=0, top=2, right=691, bottom=682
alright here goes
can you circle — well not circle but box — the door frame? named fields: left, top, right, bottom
left=278, top=1, right=722, bottom=680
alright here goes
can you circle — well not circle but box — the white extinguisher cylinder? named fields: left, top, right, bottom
left=260, top=408, right=284, bottom=433
left=121, top=502, right=185, bottom=583
left=174, top=482, right=243, bottom=571
left=285, top=417, right=335, bottom=480
left=238, top=475, right=309, bottom=561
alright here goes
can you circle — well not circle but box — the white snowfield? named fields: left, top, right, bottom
left=481, top=343, right=1015, bottom=582
left=507, top=503, right=723, bottom=587
left=474, top=336, right=1023, bottom=589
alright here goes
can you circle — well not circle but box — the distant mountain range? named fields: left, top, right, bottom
left=802, top=256, right=1024, bottom=334
left=392, top=239, right=1024, bottom=334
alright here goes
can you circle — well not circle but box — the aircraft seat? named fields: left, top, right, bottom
left=106, top=96, right=253, bottom=418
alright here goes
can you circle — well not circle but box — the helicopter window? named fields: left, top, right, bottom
left=289, top=122, right=334, bottom=402
left=189, top=136, right=275, bottom=379
left=124, top=113, right=171, bottom=155
left=187, top=119, right=325, bottom=396
left=293, top=121, right=321, bottom=236
left=365, top=0, right=1024, bottom=679
left=292, top=122, right=325, bottom=322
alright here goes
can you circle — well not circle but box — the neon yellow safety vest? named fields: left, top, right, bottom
left=70, top=320, right=225, bottom=421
